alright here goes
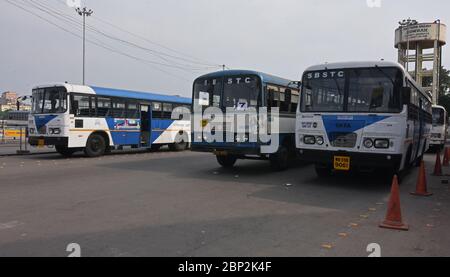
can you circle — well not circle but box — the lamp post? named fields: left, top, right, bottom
left=75, top=7, right=94, bottom=85
left=398, top=18, right=418, bottom=74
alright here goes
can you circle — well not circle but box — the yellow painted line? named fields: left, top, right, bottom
left=321, top=244, right=334, bottom=250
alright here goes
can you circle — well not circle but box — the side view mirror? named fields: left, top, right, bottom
left=401, top=87, right=411, bottom=105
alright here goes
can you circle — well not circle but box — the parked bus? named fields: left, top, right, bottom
left=430, top=105, right=448, bottom=150
left=28, top=84, right=191, bottom=157
left=296, top=61, right=432, bottom=177
left=191, top=70, right=300, bottom=170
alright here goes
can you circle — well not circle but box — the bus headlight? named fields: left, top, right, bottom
left=49, top=128, right=61, bottom=135
left=374, top=139, right=390, bottom=149
left=363, top=138, right=374, bottom=148
left=316, top=136, right=324, bottom=145
left=304, top=135, right=316, bottom=145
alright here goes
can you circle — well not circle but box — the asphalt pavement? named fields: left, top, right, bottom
left=0, top=150, right=449, bottom=257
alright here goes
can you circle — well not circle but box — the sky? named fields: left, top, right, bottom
left=1, top=0, right=450, bottom=97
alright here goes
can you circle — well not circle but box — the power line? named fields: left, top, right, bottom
left=3, top=0, right=192, bottom=82
left=51, top=0, right=222, bottom=68
left=24, top=0, right=222, bottom=72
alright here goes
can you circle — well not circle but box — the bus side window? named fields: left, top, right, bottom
left=280, top=88, right=292, bottom=113
left=72, top=95, right=91, bottom=117
left=152, top=102, right=162, bottom=119
left=97, top=97, right=112, bottom=117
left=127, top=102, right=139, bottom=119
left=267, top=85, right=280, bottom=109
left=291, top=90, right=299, bottom=113
left=163, top=103, right=173, bottom=119
left=112, top=99, right=126, bottom=118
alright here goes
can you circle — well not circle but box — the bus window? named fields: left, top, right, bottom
left=152, top=102, right=162, bottom=119
left=163, top=103, right=173, bottom=119
left=112, top=99, right=126, bottom=118
left=127, top=102, right=139, bottom=119
left=72, top=95, right=91, bottom=117
left=291, top=90, right=300, bottom=113
left=267, top=85, right=280, bottom=108
left=97, top=97, right=112, bottom=117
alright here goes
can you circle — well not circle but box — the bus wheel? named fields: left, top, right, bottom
left=55, top=146, right=76, bottom=157
left=169, top=133, right=189, bottom=151
left=84, top=134, right=106, bottom=157
left=269, top=145, right=290, bottom=171
left=315, top=164, right=332, bottom=177
left=216, top=155, right=237, bottom=168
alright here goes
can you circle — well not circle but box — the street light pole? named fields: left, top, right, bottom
left=399, top=18, right=418, bottom=74
left=76, top=7, right=93, bottom=85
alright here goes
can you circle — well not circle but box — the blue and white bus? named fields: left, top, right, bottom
left=296, top=61, right=432, bottom=177
left=192, top=70, right=300, bottom=170
left=28, top=84, right=191, bottom=157
left=430, top=105, right=448, bottom=150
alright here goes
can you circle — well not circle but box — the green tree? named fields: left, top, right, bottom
left=439, top=66, right=450, bottom=112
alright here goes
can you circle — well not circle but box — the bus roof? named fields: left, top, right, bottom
left=304, top=61, right=403, bottom=72
left=194, top=70, right=296, bottom=87
left=33, top=83, right=191, bottom=105
left=91, top=86, right=191, bottom=105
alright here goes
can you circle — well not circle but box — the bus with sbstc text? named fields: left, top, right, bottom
left=191, top=70, right=300, bottom=170
left=296, top=61, right=432, bottom=177
left=28, top=84, right=191, bottom=157
left=430, top=105, right=448, bottom=150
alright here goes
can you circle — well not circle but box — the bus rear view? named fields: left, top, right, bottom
left=296, top=61, right=432, bottom=177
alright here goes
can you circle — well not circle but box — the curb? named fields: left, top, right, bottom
left=0, top=151, right=56, bottom=157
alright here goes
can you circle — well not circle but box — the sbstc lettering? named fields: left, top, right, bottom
left=307, top=71, right=344, bottom=79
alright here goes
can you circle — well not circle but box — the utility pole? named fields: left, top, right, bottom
left=76, top=7, right=93, bottom=85
left=398, top=18, right=418, bottom=75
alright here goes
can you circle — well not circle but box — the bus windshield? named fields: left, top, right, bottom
left=32, top=87, right=67, bottom=114
left=301, top=67, right=403, bottom=113
left=193, top=75, right=261, bottom=110
left=433, top=108, right=445, bottom=125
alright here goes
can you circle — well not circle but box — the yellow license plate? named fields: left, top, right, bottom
left=38, top=139, right=45, bottom=148
left=334, top=156, right=350, bottom=171
left=214, top=151, right=228, bottom=156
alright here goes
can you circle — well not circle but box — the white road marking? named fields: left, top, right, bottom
left=0, top=221, right=23, bottom=230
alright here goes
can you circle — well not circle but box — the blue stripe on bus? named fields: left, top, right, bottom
left=105, top=118, right=141, bottom=145
left=151, top=119, right=175, bottom=144
left=322, top=115, right=389, bottom=142
left=34, top=115, right=58, bottom=130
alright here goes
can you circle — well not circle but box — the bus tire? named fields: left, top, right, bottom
left=169, top=133, right=189, bottom=151
left=269, top=145, right=290, bottom=171
left=84, top=133, right=106, bottom=157
left=315, top=164, right=332, bottom=177
left=216, top=155, right=237, bottom=168
left=55, top=146, right=76, bottom=157
left=403, top=146, right=413, bottom=170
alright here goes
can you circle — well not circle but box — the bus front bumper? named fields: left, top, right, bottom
left=298, top=149, right=403, bottom=171
left=29, top=136, right=68, bottom=147
left=191, top=143, right=262, bottom=156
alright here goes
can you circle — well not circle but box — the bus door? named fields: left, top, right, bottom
left=140, top=104, right=151, bottom=147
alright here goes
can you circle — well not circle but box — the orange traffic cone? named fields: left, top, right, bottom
left=379, top=175, right=409, bottom=231
left=443, top=147, right=449, bottom=167
left=433, top=150, right=443, bottom=176
left=411, top=161, right=433, bottom=197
